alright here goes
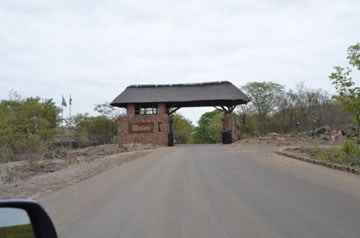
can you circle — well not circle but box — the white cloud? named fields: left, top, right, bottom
left=0, top=0, right=359, bottom=123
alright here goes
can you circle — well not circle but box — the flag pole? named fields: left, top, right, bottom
left=69, top=94, right=71, bottom=122
left=69, top=94, right=72, bottom=150
left=62, top=104, right=64, bottom=126
left=61, top=95, right=67, bottom=126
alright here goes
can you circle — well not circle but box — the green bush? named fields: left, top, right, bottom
left=0, top=94, right=61, bottom=163
left=314, top=140, right=360, bottom=167
left=192, top=110, right=222, bottom=144
left=3, top=168, right=21, bottom=183
left=340, top=139, right=360, bottom=164
left=72, top=114, right=117, bottom=146
left=172, top=113, right=194, bottom=144
left=0, top=147, right=13, bottom=163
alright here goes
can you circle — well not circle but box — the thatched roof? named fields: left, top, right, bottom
left=110, top=81, right=249, bottom=108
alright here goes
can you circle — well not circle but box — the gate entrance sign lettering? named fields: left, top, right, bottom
left=129, top=122, right=154, bottom=133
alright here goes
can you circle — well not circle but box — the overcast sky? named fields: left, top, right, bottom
left=1, top=0, right=359, bottom=123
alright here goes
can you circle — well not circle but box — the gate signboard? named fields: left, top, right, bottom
left=129, top=122, right=154, bottom=133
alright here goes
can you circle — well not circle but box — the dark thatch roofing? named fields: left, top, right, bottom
left=110, top=81, right=249, bottom=108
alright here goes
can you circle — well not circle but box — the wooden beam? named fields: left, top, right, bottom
left=168, top=107, right=181, bottom=115
left=220, top=106, right=229, bottom=113
left=214, top=106, right=223, bottom=111
left=228, top=105, right=236, bottom=113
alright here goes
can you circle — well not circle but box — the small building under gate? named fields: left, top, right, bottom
left=110, top=81, right=249, bottom=146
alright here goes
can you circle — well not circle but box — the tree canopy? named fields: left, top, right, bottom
left=71, top=113, right=117, bottom=146
left=192, top=110, right=223, bottom=144
left=0, top=93, right=61, bottom=163
left=242, top=82, right=284, bottom=134
left=329, top=42, right=360, bottom=143
left=171, top=113, right=194, bottom=144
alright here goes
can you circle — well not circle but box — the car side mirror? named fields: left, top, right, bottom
left=0, top=200, right=57, bottom=238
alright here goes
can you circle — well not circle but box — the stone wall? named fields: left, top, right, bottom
left=117, top=103, right=170, bottom=146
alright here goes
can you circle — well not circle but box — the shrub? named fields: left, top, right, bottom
left=0, top=94, right=61, bottom=163
left=72, top=114, right=117, bottom=146
left=3, top=168, right=20, bottom=183
left=340, top=139, right=360, bottom=164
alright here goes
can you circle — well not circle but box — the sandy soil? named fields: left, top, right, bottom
left=0, top=144, right=158, bottom=199
left=232, top=134, right=341, bottom=147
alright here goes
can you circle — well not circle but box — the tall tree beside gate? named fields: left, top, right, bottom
left=171, top=113, right=194, bottom=144
left=242, top=82, right=284, bottom=135
left=192, top=110, right=223, bottom=144
left=329, top=43, right=360, bottom=144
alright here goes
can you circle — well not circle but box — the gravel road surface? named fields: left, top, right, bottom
left=39, top=145, right=360, bottom=238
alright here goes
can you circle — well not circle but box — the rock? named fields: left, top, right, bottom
left=343, top=126, right=357, bottom=137
left=268, top=132, right=280, bottom=136
left=329, top=130, right=344, bottom=142
left=320, top=134, right=329, bottom=140
left=312, top=125, right=331, bottom=137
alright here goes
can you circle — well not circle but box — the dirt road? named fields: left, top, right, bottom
left=39, top=145, right=360, bottom=238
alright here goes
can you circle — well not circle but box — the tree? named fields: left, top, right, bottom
left=0, top=93, right=61, bottom=163
left=72, top=114, right=117, bottom=146
left=209, top=112, right=223, bottom=143
left=277, top=83, right=350, bottom=132
left=94, top=102, right=124, bottom=120
left=242, top=82, right=284, bottom=134
left=329, top=43, right=360, bottom=144
left=235, top=105, right=258, bottom=137
left=171, top=113, right=194, bottom=144
left=192, top=110, right=222, bottom=144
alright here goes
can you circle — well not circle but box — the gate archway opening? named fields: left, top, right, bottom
left=110, top=81, right=249, bottom=146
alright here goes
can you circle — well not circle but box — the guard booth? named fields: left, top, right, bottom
left=110, top=81, right=249, bottom=146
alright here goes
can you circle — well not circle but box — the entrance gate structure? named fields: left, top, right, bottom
left=110, top=81, right=249, bottom=146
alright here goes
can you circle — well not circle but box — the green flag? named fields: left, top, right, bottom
left=62, top=95, right=67, bottom=107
